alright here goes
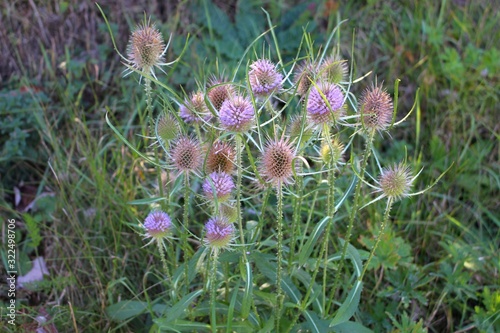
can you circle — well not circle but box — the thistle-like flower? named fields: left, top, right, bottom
left=204, top=216, right=235, bottom=254
left=169, top=136, right=203, bottom=174
left=319, top=55, right=348, bottom=84
left=179, top=91, right=212, bottom=124
left=259, top=138, right=296, bottom=187
left=207, top=76, right=234, bottom=111
left=359, top=83, right=393, bottom=132
left=320, top=137, right=345, bottom=165
left=248, top=59, right=283, bottom=97
left=306, top=82, right=345, bottom=125
left=219, top=95, right=255, bottom=133
left=294, top=60, right=317, bottom=96
left=156, top=114, right=179, bottom=143
left=124, top=18, right=174, bottom=79
left=206, top=141, right=236, bottom=174
left=142, top=210, right=173, bottom=241
left=202, top=172, right=234, bottom=202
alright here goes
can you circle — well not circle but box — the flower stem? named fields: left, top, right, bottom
left=157, top=240, right=171, bottom=281
left=209, top=252, right=219, bottom=333
left=359, top=198, right=393, bottom=282
left=275, top=183, right=284, bottom=332
left=182, top=173, right=191, bottom=293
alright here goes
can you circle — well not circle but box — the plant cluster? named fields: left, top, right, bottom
left=103, top=11, right=442, bottom=333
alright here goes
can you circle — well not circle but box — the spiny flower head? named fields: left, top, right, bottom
left=143, top=210, right=173, bottom=240
left=378, top=163, right=413, bottom=201
left=306, top=82, right=345, bottom=125
left=294, top=60, right=318, bottom=96
left=319, top=55, right=348, bottom=84
left=156, top=114, right=179, bottom=143
left=206, top=141, right=236, bottom=174
left=207, top=76, right=234, bottom=111
left=320, top=137, right=345, bottom=165
left=248, top=59, right=283, bottom=97
left=126, top=19, right=167, bottom=78
left=204, top=216, right=235, bottom=254
left=360, top=83, right=393, bottom=132
left=219, top=95, right=254, bottom=133
left=169, top=136, right=203, bottom=174
left=259, top=137, right=296, bottom=187
left=179, top=91, right=212, bottom=123
left=202, top=172, right=234, bottom=202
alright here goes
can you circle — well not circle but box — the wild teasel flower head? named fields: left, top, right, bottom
left=207, top=76, right=234, bottom=111
left=179, top=91, right=212, bottom=123
left=156, top=114, right=179, bottom=143
left=219, top=95, right=255, bottom=133
left=143, top=210, right=173, bottom=240
left=204, top=216, right=235, bottom=254
left=169, top=136, right=203, bottom=174
left=360, top=83, right=393, bottom=132
left=378, top=163, right=413, bottom=201
left=202, top=172, right=234, bottom=202
left=206, top=141, right=236, bottom=174
left=319, top=55, right=348, bottom=84
left=320, top=137, right=345, bottom=165
left=125, top=19, right=168, bottom=78
left=259, top=137, right=296, bottom=187
left=294, top=60, right=317, bottom=96
left=248, top=59, right=283, bottom=97
left=307, top=82, right=345, bottom=125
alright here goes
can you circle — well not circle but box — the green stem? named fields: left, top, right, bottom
left=210, top=252, right=219, bottom=333
left=275, top=184, right=284, bottom=332
left=327, top=131, right=374, bottom=314
left=182, top=173, right=191, bottom=293
left=235, top=135, right=248, bottom=261
left=359, top=198, right=393, bottom=282
left=157, top=240, right=171, bottom=282
left=288, top=166, right=303, bottom=274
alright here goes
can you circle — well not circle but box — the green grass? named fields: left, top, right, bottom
left=1, top=1, right=499, bottom=332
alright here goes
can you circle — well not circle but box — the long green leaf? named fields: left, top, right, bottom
left=167, top=289, right=204, bottom=321
left=331, top=320, right=374, bottom=333
left=298, top=216, right=329, bottom=266
left=304, top=310, right=331, bottom=333
left=106, top=300, right=147, bottom=322
left=241, top=260, right=253, bottom=319
left=329, top=280, right=363, bottom=327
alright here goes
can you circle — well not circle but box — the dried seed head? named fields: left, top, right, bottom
left=379, top=163, right=413, bottom=201
left=307, top=82, right=345, bottom=125
left=219, top=95, right=254, bottom=133
left=202, top=172, right=234, bottom=202
left=259, top=138, right=296, bottom=187
left=360, top=84, right=393, bottom=131
left=248, top=59, right=283, bottom=97
left=207, top=76, right=234, bottom=111
left=204, top=216, right=235, bottom=253
left=126, top=20, right=166, bottom=76
left=143, top=210, right=173, bottom=239
left=170, top=136, right=203, bottom=174
left=206, top=141, right=236, bottom=174
left=179, top=91, right=212, bottom=123
left=319, top=55, right=348, bottom=84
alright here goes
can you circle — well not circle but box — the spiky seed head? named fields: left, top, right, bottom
left=219, top=95, right=254, bottom=133
left=143, top=210, right=173, bottom=240
left=248, top=59, right=283, bottom=97
left=320, top=137, right=345, bottom=165
left=156, top=114, right=179, bottom=142
left=207, top=76, right=234, bottom=111
left=219, top=203, right=238, bottom=223
left=170, top=136, right=203, bottom=174
left=294, top=60, right=318, bottom=96
left=179, top=91, right=212, bottom=123
left=206, top=141, right=236, bottom=174
left=203, top=172, right=234, bottom=202
left=126, top=20, right=166, bottom=75
left=259, top=138, right=296, bottom=187
left=204, top=216, right=235, bottom=253
left=307, top=82, right=345, bottom=125
left=289, top=115, right=314, bottom=145
left=379, top=163, right=413, bottom=201
left=319, top=55, right=348, bottom=84
left=360, top=84, right=393, bottom=131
